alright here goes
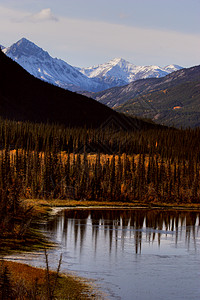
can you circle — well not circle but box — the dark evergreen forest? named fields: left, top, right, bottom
left=0, top=118, right=199, bottom=204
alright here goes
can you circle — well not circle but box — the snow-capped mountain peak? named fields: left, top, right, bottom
left=4, top=38, right=50, bottom=61
left=108, top=57, right=133, bottom=67
left=3, top=38, right=101, bottom=92
left=79, top=58, right=182, bottom=86
left=110, top=57, right=123, bottom=64
left=2, top=38, right=183, bottom=93
left=79, top=57, right=138, bottom=87
left=164, top=64, right=182, bottom=72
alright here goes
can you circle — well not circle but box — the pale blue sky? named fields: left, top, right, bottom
left=0, top=0, right=199, bottom=67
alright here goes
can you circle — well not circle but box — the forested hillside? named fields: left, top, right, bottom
left=91, top=64, right=200, bottom=128
left=116, top=81, right=200, bottom=128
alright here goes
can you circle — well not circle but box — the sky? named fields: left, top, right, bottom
left=0, top=0, right=200, bottom=68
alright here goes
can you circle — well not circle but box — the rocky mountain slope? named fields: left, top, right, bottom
left=79, top=57, right=182, bottom=88
left=3, top=38, right=182, bottom=93
left=0, top=47, right=161, bottom=130
left=115, top=66, right=200, bottom=128
left=3, top=38, right=100, bottom=92
left=92, top=65, right=200, bottom=108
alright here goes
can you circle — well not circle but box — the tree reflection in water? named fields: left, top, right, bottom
left=45, top=209, right=200, bottom=254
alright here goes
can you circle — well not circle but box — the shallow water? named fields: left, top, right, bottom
left=7, top=209, right=200, bottom=299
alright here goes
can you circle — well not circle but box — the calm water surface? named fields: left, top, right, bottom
left=9, top=209, right=200, bottom=299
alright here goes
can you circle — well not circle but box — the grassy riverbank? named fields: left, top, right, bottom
left=1, top=260, right=101, bottom=299
left=1, top=199, right=200, bottom=300
left=23, top=198, right=200, bottom=213
left=0, top=199, right=108, bottom=300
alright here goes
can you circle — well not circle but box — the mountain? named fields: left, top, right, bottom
left=92, top=65, right=200, bottom=108
left=3, top=38, right=182, bottom=93
left=0, top=47, right=161, bottom=130
left=0, top=47, right=114, bottom=127
left=3, top=38, right=102, bottom=93
left=0, top=44, right=5, bottom=50
left=79, top=58, right=182, bottom=88
left=116, top=81, right=200, bottom=128
left=113, top=65, right=200, bottom=128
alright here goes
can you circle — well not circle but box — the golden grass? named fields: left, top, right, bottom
left=5, top=150, right=142, bottom=167
left=3, top=261, right=102, bottom=299
left=23, top=198, right=200, bottom=211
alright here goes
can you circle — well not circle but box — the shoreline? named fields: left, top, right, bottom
left=22, top=199, right=200, bottom=215
left=2, top=199, right=199, bottom=299
left=1, top=259, right=105, bottom=299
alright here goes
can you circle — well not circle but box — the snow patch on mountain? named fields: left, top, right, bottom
left=79, top=58, right=182, bottom=85
left=3, top=38, right=183, bottom=93
left=3, top=38, right=100, bottom=92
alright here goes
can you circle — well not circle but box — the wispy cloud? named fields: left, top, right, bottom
left=0, top=4, right=199, bottom=67
left=15, top=8, right=59, bottom=23
left=30, top=8, right=58, bottom=22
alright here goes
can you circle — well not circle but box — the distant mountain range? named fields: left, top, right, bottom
left=0, top=46, right=161, bottom=130
left=3, top=38, right=182, bottom=93
left=78, top=57, right=181, bottom=87
left=2, top=37, right=199, bottom=128
left=92, top=66, right=200, bottom=107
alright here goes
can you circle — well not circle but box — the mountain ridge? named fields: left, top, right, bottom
left=79, top=57, right=182, bottom=86
left=0, top=47, right=162, bottom=130
left=92, top=64, right=200, bottom=108
left=116, top=80, right=200, bottom=128
left=3, top=38, right=100, bottom=92
left=0, top=47, right=115, bottom=127
left=3, top=38, right=182, bottom=93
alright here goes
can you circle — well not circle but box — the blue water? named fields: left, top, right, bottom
left=7, top=209, right=200, bottom=300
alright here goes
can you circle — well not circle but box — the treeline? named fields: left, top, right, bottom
left=0, top=118, right=200, bottom=161
left=0, top=149, right=199, bottom=204
left=0, top=118, right=199, bottom=207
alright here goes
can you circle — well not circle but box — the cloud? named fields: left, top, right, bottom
left=0, top=4, right=199, bottom=67
left=30, top=8, right=58, bottom=22
left=14, top=8, right=59, bottom=23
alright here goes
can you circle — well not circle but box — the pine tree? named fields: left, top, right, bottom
left=0, top=264, right=13, bottom=300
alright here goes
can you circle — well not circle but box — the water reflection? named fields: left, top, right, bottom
left=45, top=209, right=199, bottom=254
left=6, top=209, right=199, bottom=300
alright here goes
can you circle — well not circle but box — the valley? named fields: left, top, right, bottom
left=0, top=38, right=200, bottom=300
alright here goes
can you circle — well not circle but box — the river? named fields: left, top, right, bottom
left=6, top=208, right=200, bottom=300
